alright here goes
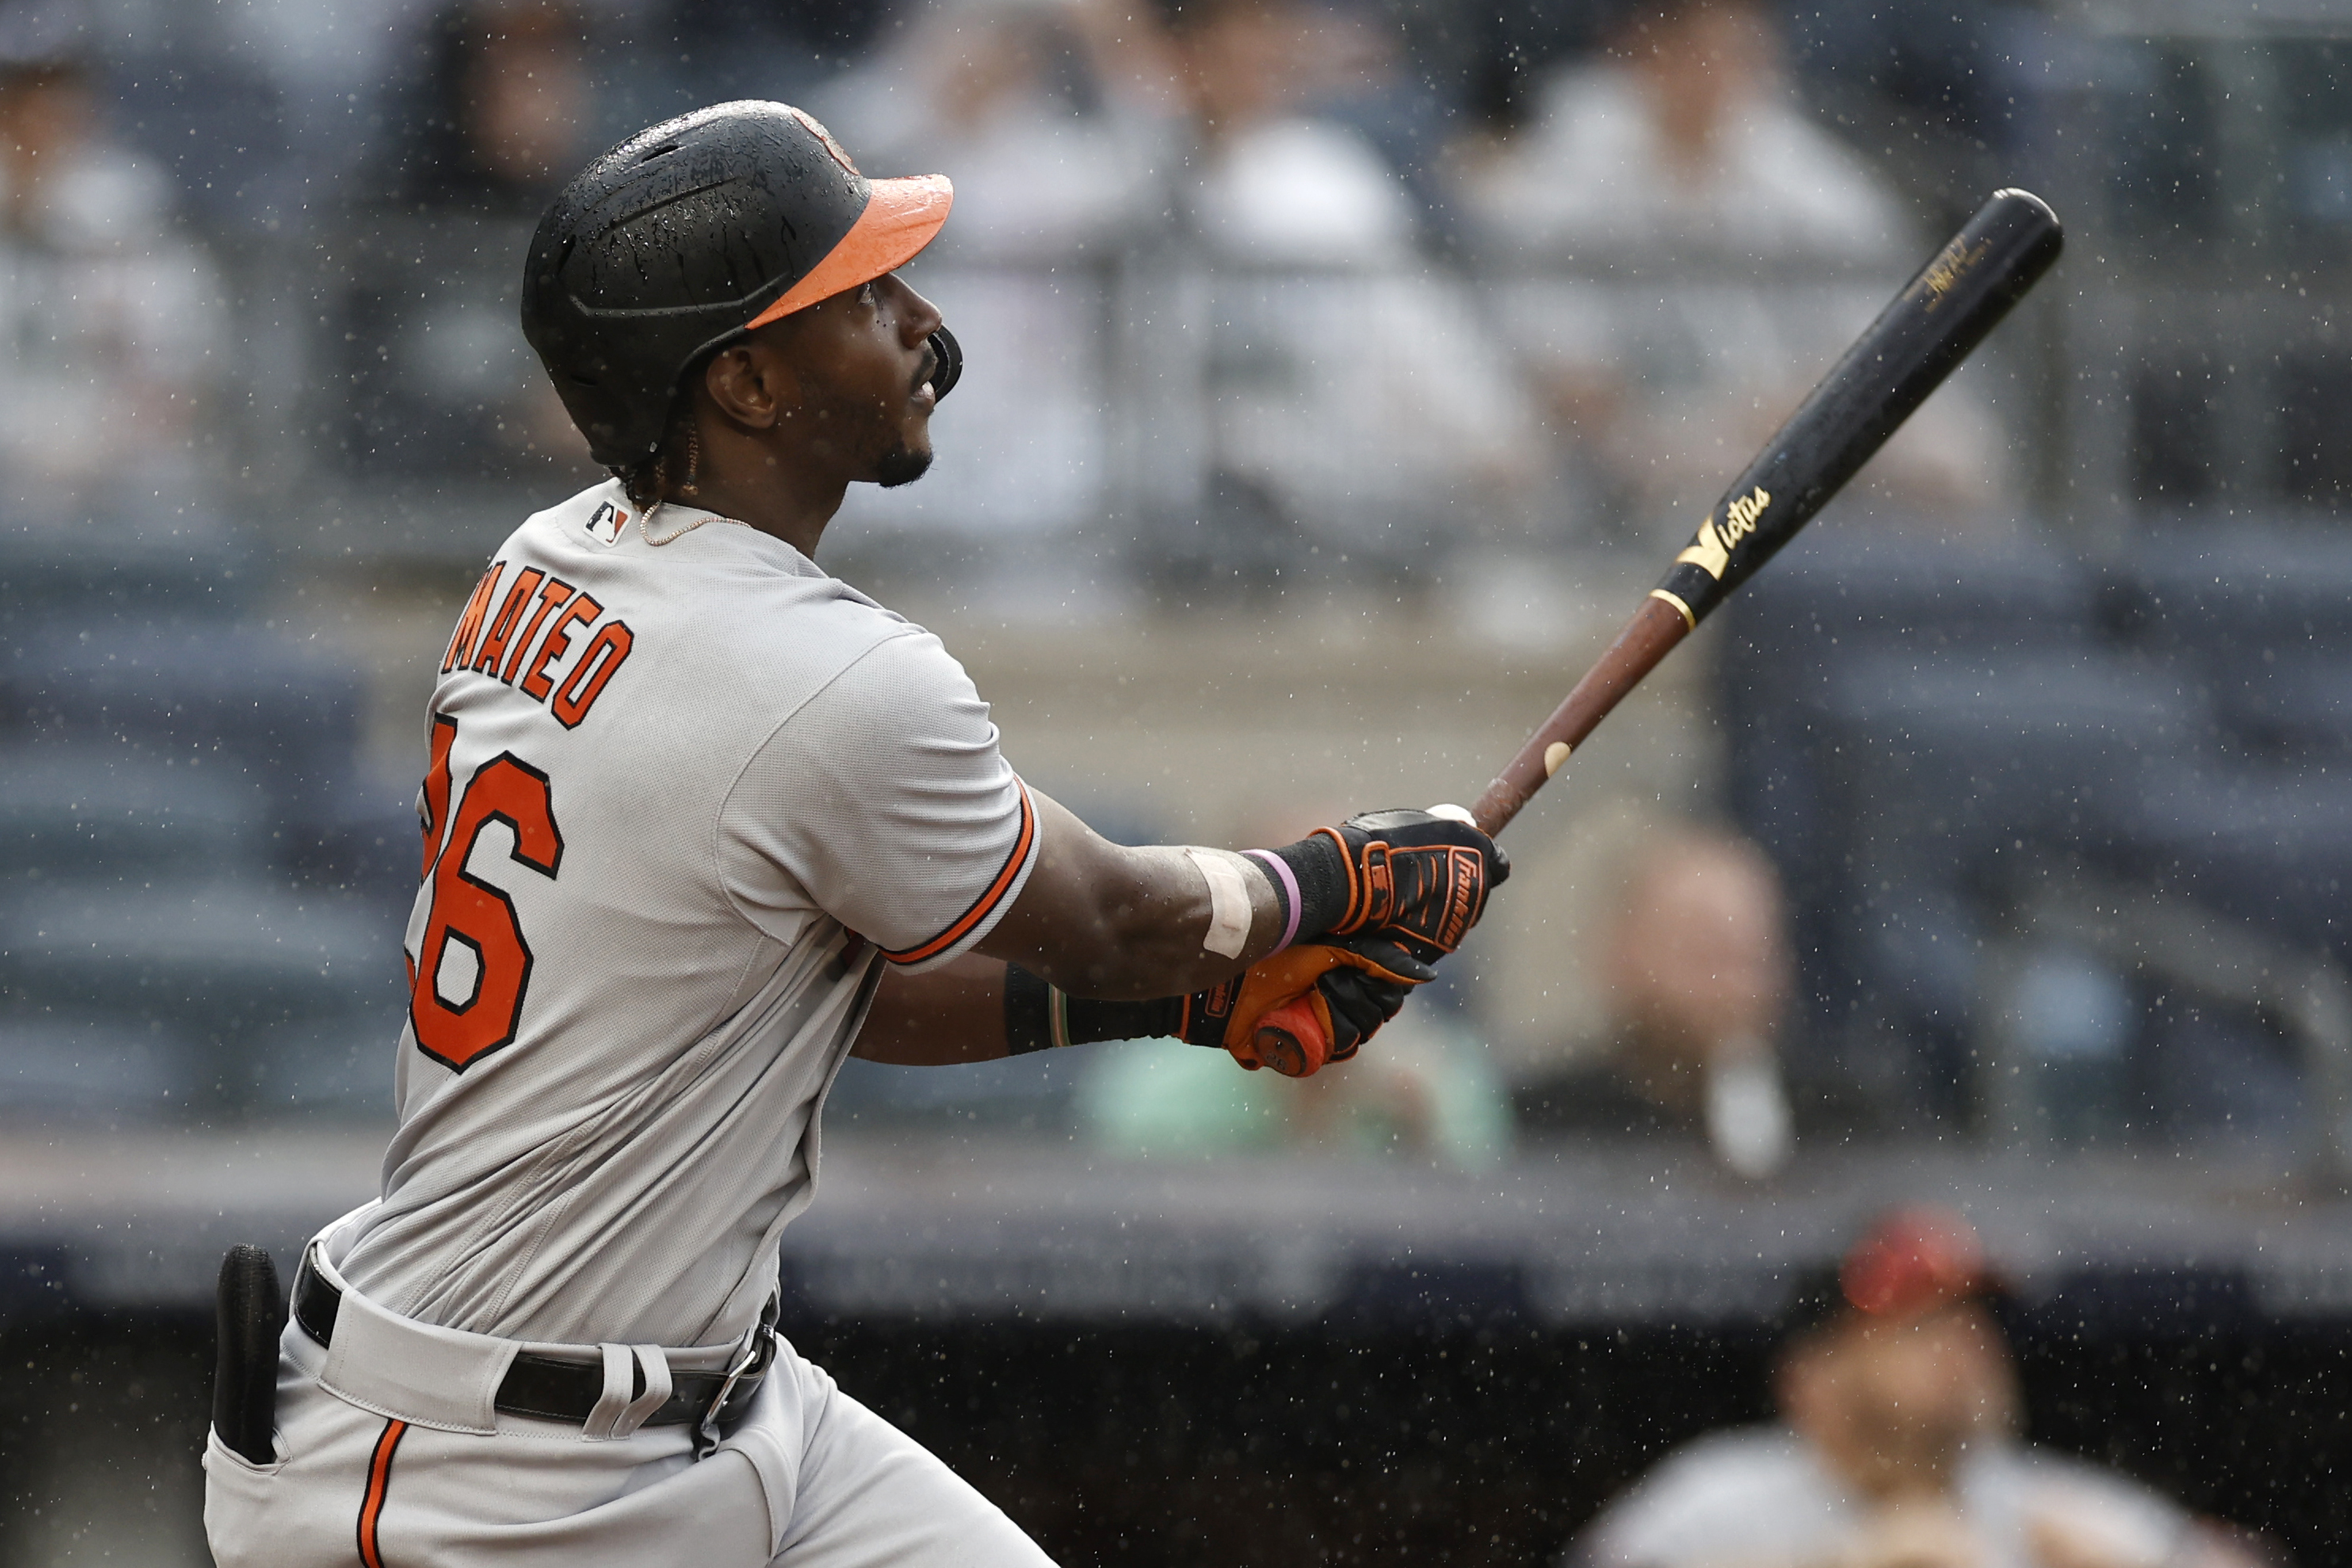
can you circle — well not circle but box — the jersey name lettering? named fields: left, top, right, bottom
left=441, top=562, right=636, bottom=729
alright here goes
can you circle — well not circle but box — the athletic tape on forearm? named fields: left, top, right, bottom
left=1183, top=847, right=1253, bottom=959
left=1004, top=965, right=1182, bottom=1054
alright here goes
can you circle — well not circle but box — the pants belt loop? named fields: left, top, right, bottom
left=616, top=1345, right=673, bottom=1437
left=582, top=1344, right=635, bottom=1440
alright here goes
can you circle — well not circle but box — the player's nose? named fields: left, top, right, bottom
left=883, top=273, right=943, bottom=347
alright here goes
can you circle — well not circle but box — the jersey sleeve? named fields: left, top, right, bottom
left=718, top=628, right=1038, bottom=971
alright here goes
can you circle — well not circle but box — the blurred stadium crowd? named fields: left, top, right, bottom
left=5, top=0, right=2044, bottom=554
left=0, top=0, right=2342, bottom=1163
left=0, top=0, right=2345, bottom=1561
left=0, top=0, right=2337, bottom=1152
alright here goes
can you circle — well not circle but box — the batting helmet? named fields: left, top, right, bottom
left=521, top=100, right=959, bottom=471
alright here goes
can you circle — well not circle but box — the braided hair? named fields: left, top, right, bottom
left=613, top=406, right=700, bottom=513
left=613, top=344, right=731, bottom=511
left=614, top=443, right=672, bottom=514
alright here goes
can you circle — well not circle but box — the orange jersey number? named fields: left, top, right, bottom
left=409, top=718, right=566, bottom=1071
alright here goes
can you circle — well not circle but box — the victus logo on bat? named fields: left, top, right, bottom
left=1674, top=486, right=1772, bottom=580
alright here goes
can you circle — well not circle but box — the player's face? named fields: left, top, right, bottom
left=793, top=273, right=945, bottom=489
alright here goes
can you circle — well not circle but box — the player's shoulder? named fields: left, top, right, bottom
left=433, top=482, right=955, bottom=738
left=1575, top=1426, right=1835, bottom=1564
left=1619, top=1425, right=1824, bottom=1509
left=1968, top=1442, right=2189, bottom=1543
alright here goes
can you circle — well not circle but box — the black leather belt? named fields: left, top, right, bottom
left=292, top=1255, right=773, bottom=1432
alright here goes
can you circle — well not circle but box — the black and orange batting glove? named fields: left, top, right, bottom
left=1178, top=935, right=1434, bottom=1072
left=1002, top=815, right=1495, bottom=1077
left=1259, top=808, right=1509, bottom=965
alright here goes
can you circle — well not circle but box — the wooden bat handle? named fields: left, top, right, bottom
left=1249, top=578, right=1690, bottom=1072
left=1469, top=593, right=1694, bottom=837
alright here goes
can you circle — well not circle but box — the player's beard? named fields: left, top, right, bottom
left=875, top=443, right=932, bottom=489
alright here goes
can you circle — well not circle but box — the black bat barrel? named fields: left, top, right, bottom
left=1650, top=189, right=2064, bottom=628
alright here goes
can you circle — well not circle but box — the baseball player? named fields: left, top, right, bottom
left=202, top=101, right=1504, bottom=1567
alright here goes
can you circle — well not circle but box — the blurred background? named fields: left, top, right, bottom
left=0, top=0, right=2347, bottom=1561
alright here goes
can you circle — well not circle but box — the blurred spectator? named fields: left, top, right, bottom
left=1453, top=0, right=2006, bottom=542
left=824, top=0, right=1541, bottom=576
left=1567, top=1209, right=2270, bottom=1568
left=817, top=0, right=1172, bottom=263
left=1459, top=0, right=1903, bottom=266
left=330, top=0, right=598, bottom=483
left=1168, top=0, right=1398, bottom=261
left=813, top=0, right=1172, bottom=543
left=0, top=17, right=224, bottom=529
left=391, top=0, right=594, bottom=216
left=1499, top=807, right=1795, bottom=1179
left=1139, top=0, right=1544, bottom=586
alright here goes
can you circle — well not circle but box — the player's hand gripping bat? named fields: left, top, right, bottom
left=1251, top=189, right=2065, bottom=1075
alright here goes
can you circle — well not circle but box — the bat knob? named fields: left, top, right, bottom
left=1252, top=996, right=1329, bottom=1078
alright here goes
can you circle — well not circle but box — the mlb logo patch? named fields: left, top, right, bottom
left=586, top=501, right=628, bottom=545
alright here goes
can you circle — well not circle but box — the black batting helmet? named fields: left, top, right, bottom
left=521, top=100, right=957, bottom=471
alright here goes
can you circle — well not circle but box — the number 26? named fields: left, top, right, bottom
left=408, top=715, right=563, bottom=1071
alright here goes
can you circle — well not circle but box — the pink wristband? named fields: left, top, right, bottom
left=1243, top=849, right=1301, bottom=952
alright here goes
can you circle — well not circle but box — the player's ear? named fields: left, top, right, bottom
left=703, top=338, right=801, bottom=432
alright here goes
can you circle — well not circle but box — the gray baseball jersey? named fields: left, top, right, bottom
left=335, top=478, right=1037, bottom=1351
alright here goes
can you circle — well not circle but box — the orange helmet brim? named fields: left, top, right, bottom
left=743, top=174, right=953, bottom=330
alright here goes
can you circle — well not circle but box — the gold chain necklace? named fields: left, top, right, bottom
left=637, top=499, right=752, bottom=547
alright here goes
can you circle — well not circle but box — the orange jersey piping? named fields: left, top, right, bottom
left=883, top=780, right=1037, bottom=967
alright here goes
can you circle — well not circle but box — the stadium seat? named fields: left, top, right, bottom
left=0, top=523, right=411, bottom=1122
left=0, top=742, right=268, bottom=879
left=0, top=1016, right=206, bottom=1124
left=0, top=624, right=366, bottom=813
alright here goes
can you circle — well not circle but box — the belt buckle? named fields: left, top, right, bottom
left=694, top=1320, right=777, bottom=1456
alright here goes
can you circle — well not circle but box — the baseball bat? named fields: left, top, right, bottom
left=1252, top=188, right=2065, bottom=1077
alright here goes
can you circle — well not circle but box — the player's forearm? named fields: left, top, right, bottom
left=851, top=956, right=1010, bottom=1065
left=1017, top=842, right=1283, bottom=998
left=977, top=792, right=1284, bottom=1000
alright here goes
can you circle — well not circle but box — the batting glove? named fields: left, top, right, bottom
left=1262, top=808, right=1509, bottom=966
left=1179, top=934, right=1435, bottom=1070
